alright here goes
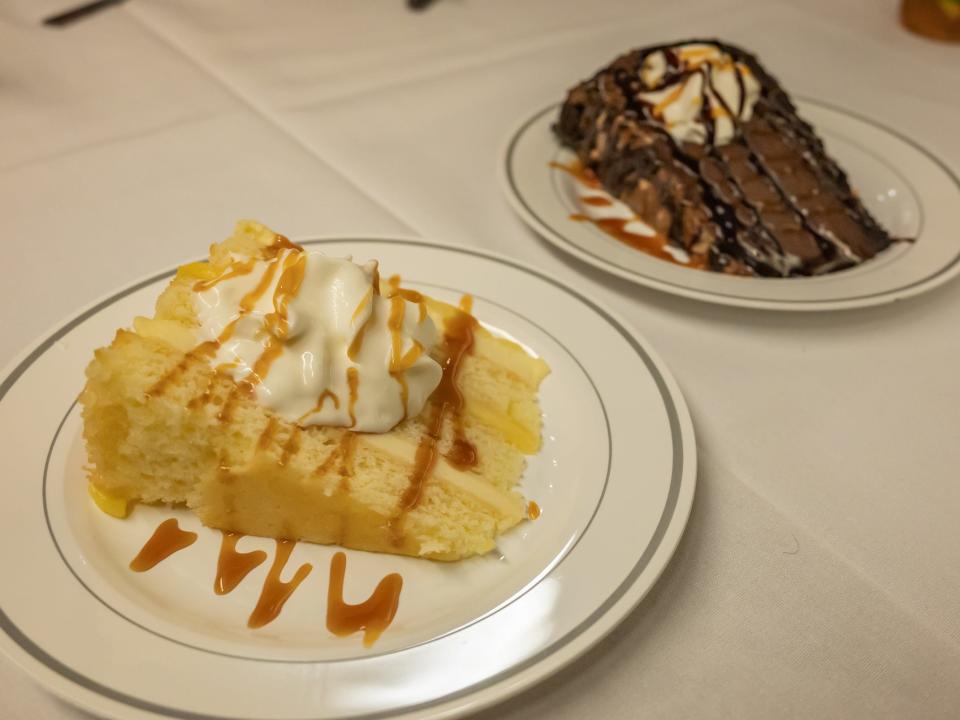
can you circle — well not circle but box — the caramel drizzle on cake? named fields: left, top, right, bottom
left=164, top=243, right=433, bottom=436
left=129, top=518, right=197, bottom=572
left=527, top=501, right=541, bottom=520
left=383, top=276, right=430, bottom=422
left=391, top=294, right=479, bottom=541
left=244, top=250, right=307, bottom=389
left=214, top=531, right=267, bottom=595
left=131, top=520, right=403, bottom=641
left=191, top=234, right=298, bottom=292
left=257, top=417, right=280, bottom=450
left=198, top=239, right=308, bottom=416
left=387, top=297, right=410, bottom=420
left=279, top=426, right=301, bottom=467
left=298, top=389, right=340, bottom=423
left=345, top=274, right=430, bottom=425
left=352, top=286, right=373, bottom=322
left=248, top=539, right=313, bottom=629
left=326, top=551, right=403, bottom=647
left=345, top=367, right=359, bottom=426
left=146, top=318, right=237, bottom=399
left=318, top=389, right=340, bottom=410
left=307, top=431, right=357, bottom=493
left=338, top=433, right=357, bottom=491
left=150, top=251, right=489, bottom=554
left=254, top=414, right=306, bottom=468
left=193, top=258, right=258, bottom=292
left=445, top=295, right=479, bottom=469
left=187, top=373, right=217, bottom=410
left=149, top=236, right=301, bottom=400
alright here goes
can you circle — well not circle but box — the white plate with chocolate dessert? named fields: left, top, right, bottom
left=503, top=41, right=960, bottom=311
left=0, top=226, right=696, bottom=720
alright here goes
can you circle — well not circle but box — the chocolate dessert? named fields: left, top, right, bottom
left=554, top=40, right=904, bottom=276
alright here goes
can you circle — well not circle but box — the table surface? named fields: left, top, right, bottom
left=2, top=1, right=958, bottom=718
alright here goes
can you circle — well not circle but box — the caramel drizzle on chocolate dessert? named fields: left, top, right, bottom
left=391, top=294, right=479, bottom=541
left=640, top=52, right=809, bottom=270
left=555, top=43, right=903, bottom=275
left=624, top=47, right=880, bottom=273
left=214, top=531, right=267, bottom=595
left=581, top=196, right=613, bottom=207
left=552, top=161, right=703, bottom=269
left=248, top=539, right=313, bottom=629
left=129, top=519, right=198, bottom=572
left=569, top=213, right=705, bottom=268
left=326, top=551, right=403, bottom=647
left=550, top=160, right=602, bottom=189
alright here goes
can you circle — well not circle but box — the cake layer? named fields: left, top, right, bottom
left=81, top=222, right=549, bottom=561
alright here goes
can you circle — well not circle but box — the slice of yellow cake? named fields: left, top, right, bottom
left=80, top=221, right=549, bottom=560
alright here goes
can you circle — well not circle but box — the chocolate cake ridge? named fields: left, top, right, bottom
left=554, top=39, right=904, bottom=276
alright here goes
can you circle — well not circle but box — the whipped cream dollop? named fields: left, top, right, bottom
left=637, top=43, right=761, bottom=146
left=194, top=247, right=442, bottom=433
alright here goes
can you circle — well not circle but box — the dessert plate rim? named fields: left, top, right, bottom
left=502, top=98, right=960, bottom=311
left=0, top=235, right=697, bottom=720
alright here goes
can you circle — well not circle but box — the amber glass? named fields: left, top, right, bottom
left=901, top=0, right=960, bottom=42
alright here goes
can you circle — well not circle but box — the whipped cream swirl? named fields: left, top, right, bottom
left=194, top=247, right=442, bottom=433
left=637, top=43, right=761, bottom=146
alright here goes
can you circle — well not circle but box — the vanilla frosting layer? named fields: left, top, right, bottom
left=194, top=248, right=441, bottom=433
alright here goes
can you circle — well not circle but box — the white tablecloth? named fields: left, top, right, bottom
left=2, top=1, right=958, bottom=718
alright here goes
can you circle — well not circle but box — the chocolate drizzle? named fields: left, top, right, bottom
left=554, top=39, right=902, bottom=276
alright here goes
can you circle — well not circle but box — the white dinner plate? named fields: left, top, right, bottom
left=0, top=238, right=696, bottom=720
left=502, top=99, right=960, bottom=311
